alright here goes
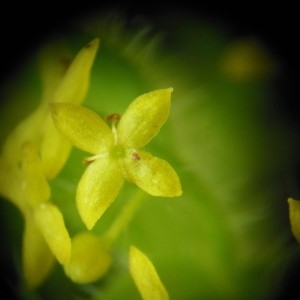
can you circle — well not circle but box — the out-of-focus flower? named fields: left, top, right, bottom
left=16, top=142, right=71, bottom=288
left=0, top=38, right=99, bottom=288
left=288, top=198, right=300, bottom=243
left=50, top=88, right=182, bottom=229
left=1, top=38, right=99, bottom=179
left=220, top=39, right=276, bottom=81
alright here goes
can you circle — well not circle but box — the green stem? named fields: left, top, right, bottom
left=104, top=190, right=145, bottom=247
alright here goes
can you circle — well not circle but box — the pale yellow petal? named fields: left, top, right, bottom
left=40, top=114, right=72, bottom=179
left=117, top=88, right=173, bottom=148
left=288, top=198, right=300, bottom=244
left=34, top=202, right=71, bottom=264
left=64, top=232, right=112, bottom=284
left=129, top=245, right=169, bottom=300
left=52, top=38, right=99, bottom=104
left=21, top=141, right=51, bottom=207
left=76, top=158, right=124, bottom=229
left=123, top=150, right=182, bottom=197
left=2, top=107, right=46, bottom=165
left=38, top=42, right=70, bottom=105
left=50, top=103, right=113, bottom=154
left=23, top=216, right=55, bottom=289
left=0, top=157, right=25, bottom=212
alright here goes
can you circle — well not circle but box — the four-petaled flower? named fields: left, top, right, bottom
left=50, top=88, right=182, bottom=229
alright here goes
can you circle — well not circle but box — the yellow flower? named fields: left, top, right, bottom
left=288, top=198, right=300, bottom=244
left=0, top=40, right=100, bottom=287
left=20, top=142, right=71, bottom=288
left=1, top=38, right=99, bottom=179
left=50, top=88, right=182, bottom=229
left=0, top=38, right=99, bottom=287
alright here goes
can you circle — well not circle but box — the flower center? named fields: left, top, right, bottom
left=110, top=144, right=126, bottom=159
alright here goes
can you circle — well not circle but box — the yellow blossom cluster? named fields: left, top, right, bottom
left=0, top=38, right=181, bottom=299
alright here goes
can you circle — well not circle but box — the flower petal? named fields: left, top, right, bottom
left=21, top=141, right=51, bottom=207
left=76, top=157, right=124, bottom=229
left=0, top=157, right=25, bottom=212
left=38, top=42, right=70, bottom=106
left=117, top=88, right=173, bottom=148
left=64, top=232, right=112, bottom=284
left=129, top=245, right=169, bottom=300
left=34, top=202, right=71, bottom=264
left=52, top=38, right=99, bottom=105
left=288, top=198, right=300, bottom=244
left=2, top=107, right=46, bottom=165
left=40, top=114, right=73, bottom=179
left=123, top=150, right=182, bottom=197
left=23, top=216, right=55, bottom=289
left=50, top=103, right=113, bottom=154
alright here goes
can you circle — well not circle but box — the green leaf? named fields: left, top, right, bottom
left=50, top=103, right=113, bottom=155
left=129, top=245, right=169, bottom=300
left=123, top=150, right=182, bottom=197
left=76, top=157, right=124, bottom=229
left=117, top=88, right=172, bottom=148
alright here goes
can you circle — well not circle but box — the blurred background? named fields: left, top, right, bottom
left=0, top=1, right=299, bottom=299
left=1, top=0, right=297, bottom=96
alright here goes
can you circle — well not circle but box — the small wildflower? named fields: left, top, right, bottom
left=129, top=245, right=169, bottom=300
left=50, top=88, right=182, bottom=229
